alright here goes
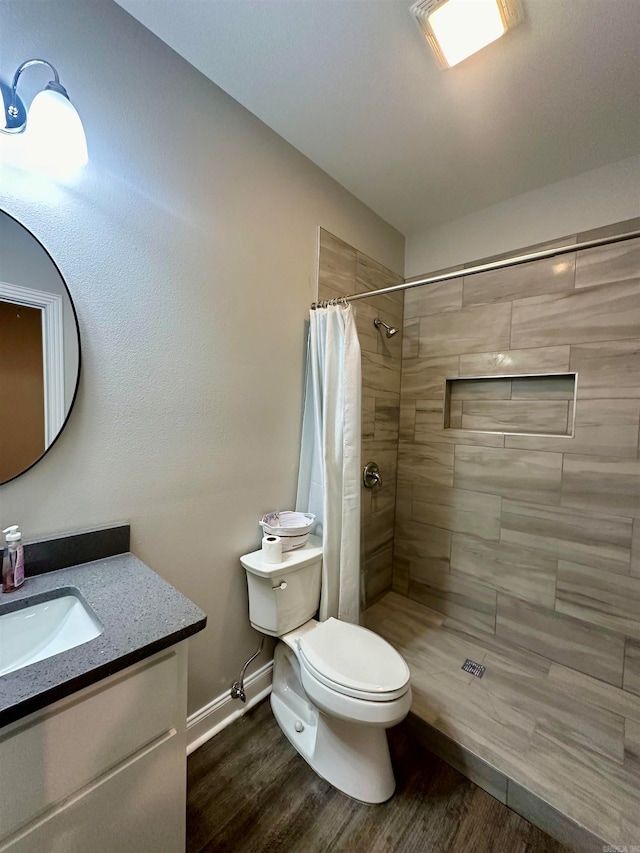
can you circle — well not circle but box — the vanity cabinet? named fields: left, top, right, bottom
left=0, top=642, right=188, bottom=852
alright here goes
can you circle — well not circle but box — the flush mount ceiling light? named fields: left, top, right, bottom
left=411, top=0, right=524, bottom=69
left=0, top=58, right=88, bottom=174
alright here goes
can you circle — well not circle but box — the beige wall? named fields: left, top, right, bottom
left=394, top=221, right=640, bottom=695
left=317, top=230, right=403, bottom=606
left=0, top=0, right=404, bottom=715
left=405, top=155, right=640, bottom=276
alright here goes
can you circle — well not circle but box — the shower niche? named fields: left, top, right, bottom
left=443, top=373, right=577, bottom=437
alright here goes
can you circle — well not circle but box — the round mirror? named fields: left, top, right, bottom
left=0, top=210, right=81, bottom=485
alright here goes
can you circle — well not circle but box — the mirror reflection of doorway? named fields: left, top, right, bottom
left=0, top=299, right=45, bottom=482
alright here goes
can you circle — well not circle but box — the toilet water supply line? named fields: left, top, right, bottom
left=230, top=637, right=265, bottom=702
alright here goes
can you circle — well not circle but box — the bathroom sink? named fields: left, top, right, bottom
left=0, top=591, right=103, bottom=676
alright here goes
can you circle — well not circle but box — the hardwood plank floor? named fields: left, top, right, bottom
left=187, top=699, right=570, bottom=853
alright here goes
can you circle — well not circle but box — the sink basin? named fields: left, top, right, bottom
left=0, top=591, right=103, bottom=676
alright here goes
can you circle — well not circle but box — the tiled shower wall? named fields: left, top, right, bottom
left=317, top=229, right=403, bottom=607
left=393, top=219, right=640, bottom=695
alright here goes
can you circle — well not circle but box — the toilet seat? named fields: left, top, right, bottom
left=297, top=617, right=410, bottom=702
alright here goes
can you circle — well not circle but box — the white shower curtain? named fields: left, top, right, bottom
left=296, top=303, right=361, bottom=624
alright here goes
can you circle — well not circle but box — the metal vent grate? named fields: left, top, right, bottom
left=462, top=659, right=486, bottom=678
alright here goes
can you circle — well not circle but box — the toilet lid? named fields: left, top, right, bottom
left=298, top=618, right=410, bottom=697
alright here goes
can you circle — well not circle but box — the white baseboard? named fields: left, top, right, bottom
left=186, top=660, right=273, bottom=755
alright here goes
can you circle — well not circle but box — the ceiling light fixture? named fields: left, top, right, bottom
left=411, top=0, right=524, bottom=69
left=0, top=58, right=88, bottom=174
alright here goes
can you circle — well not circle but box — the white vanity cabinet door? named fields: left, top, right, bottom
left=0, top=642, right=188, bottom=853
left=3, top=728, right=184, bottom=853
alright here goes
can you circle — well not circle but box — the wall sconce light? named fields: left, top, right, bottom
left=0, top=58, right=88, bottom=174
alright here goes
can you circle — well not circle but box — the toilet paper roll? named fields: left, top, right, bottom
left=262, top=535, right=283, bottom=564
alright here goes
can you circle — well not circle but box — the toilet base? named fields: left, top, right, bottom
left=270, top=643, right=396, bottom=804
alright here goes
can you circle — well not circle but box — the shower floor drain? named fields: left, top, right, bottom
left=462, top=659, right=486, bottom=678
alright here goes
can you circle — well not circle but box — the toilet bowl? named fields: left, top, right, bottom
left=241, top=537, right=412, bottom=803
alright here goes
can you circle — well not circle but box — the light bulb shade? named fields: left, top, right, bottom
left=429, top=0, right=505, bottom=67
left=25, top=89, right=88, bottom=174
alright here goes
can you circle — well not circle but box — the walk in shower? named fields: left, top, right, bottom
left=316, top=220, right=640, bottom=850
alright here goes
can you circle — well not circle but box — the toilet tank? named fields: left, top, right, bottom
left=240, top=536, right=322, bottom=636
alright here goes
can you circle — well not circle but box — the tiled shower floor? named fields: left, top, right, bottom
left=364, top=592, right=640, bottom=849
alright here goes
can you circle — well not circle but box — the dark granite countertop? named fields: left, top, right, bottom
left=0, top=553, right=207, bottom=727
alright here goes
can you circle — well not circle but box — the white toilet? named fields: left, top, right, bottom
left=240, top=535, right=412, bottom=803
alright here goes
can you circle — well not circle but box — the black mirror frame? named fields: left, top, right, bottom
left=0, top=209, right=82, bottom=486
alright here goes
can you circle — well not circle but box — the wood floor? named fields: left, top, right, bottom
left=187, top=699, right=570, bottom=853
left=364, top=592, right=640, bottom=849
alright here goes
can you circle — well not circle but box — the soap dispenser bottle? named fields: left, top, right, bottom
left=2, top=525, right=25, bottom=593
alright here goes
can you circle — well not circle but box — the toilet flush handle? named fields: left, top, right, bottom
left=273, top=580, right=288, bottom=590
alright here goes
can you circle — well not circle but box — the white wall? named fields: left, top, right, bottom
left=405, top=155, right=640, bottom=276
left=0, top=0, right=404, bottom=716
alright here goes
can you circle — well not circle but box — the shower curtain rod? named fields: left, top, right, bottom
left=311, top=228, right=640, bottom=308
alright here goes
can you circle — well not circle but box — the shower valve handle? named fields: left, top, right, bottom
left=363, top=462, right=383, bottom=489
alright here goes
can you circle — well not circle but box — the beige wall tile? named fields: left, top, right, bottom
left=419, top=302, right=512, bottom=358
left=448, top=400, right=462, bottom=429
left=463, top=253, right=575, bottom=307
left=459, top=345, right=571, bottom=377
left=394, top=517, right=451, bottom=568
left=361, top=505, right=395, bottom=562
left=362, top=395, right=376, bottom=439
left=574, top=237, right=640, bottom=290
left=496, top=594, right=625, bottom=687
left=569, top=340, right=640, bottom=399
left=402, top=318, right=420, bottom=359
left=450, top=378, right=512, bottom=400
left=459, top=400, right=570, bottom=435
left=361, top=350, right=401, bottom=399
left=501, top=499, right=632, bottom=573
left=632, top=520, right=640, bottom=579
left=355, top=298, right=403, bottom=359
left=561, top=455, right=640, bottom=519
left=578, top=218, right=640, bottom=242
left=415, top=401, right=506, bottom=447
left=397, top=440, right=454, bottom=487
left=625, top=640, right=640, bottom=697
left=408, top=572, right=497, bottom=636
left=318, top=229, right=356, bottom=298
left=371, top=483, right=397, bottom=518
left=412, top=484, right=502, bottom=541
left=511, top=280, right=640, bottom=348
left=361, top=438, right=398, bottom=486
left=465, top=235, right=576, bottom=267
left=454, top=445, right=562, bottom=505
left=451, top=535, right=557, bottom=607
left=319, top=232, right=400, bottom=606
left=399, top=399, right=416, bottom=441
left=510, top=375, right=575, bottom=400
left=395, top=475, right=412, bottom=513
left=353, top=300, right=384, bottom=354
left=374, top=400, right=400, bottom=443
left=361, top=482, right=372, bottom=519
left=356, top=252, right=403, bottom=324
left=401, top=356, right=459, bottom=400
left=363, top=544, right=394, bottom=608
left=405, top=279, right=463, bottom=318
left=392, top=555, right=410, bottom=596
left=505, top=399, right=640, bottom=457
left=556, top=561, right=640, bottom=639
left=356, top=251, right=403, bottom=290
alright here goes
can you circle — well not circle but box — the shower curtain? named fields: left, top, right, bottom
left=296, top=303, right=361, bottom=623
